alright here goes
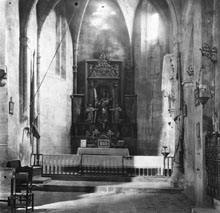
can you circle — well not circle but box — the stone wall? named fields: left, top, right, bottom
left=77, top=0, right=131, bottom=95
left=0, top=0, right=74, bottom=164
left=0, top=0, right=23, bottom=166
left=133, top=1, right=168, bottom=155
left=77, top=0, right=171, bottom=156
left=0, top=0, right=38, bottom=167
left=180, top=0, right=220, bottom=205
left=39, top=8, right=73, bottom=154
left=0, top=0, right=8, bottom=167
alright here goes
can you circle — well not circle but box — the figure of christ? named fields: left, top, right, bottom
left=100, top=92, right=113, bottom=129
left=93, top=98, right=101, bottom=123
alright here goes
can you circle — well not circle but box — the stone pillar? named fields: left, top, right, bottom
left=133, top=2, right=150, bottom=154
left=193, top=0, right=204, bottom=206
left=213, top=0, right=220, bottom=132
left=183, top=81, right=196, bottom=187
left=0, top=0, right=8, bottom=166
left=73, top=42, right=78, bottom=94
left=181, top=0, right=196, bottom=200
left=35, top=38, right=41, bottom=158
left=19, top=36, right=28, bottom=120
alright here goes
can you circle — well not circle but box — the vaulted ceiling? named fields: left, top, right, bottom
left=19, top=0, right=180, bottom=40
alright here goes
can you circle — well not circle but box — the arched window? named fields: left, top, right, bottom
left=55, top=7, right=67, bottom=79
left=147, top=13, right=159, bottom=41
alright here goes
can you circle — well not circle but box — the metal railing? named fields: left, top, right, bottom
left=30, top=154, right=43, bottom=167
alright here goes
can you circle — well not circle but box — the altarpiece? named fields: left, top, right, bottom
left=71, top=53, right=137, bottom=154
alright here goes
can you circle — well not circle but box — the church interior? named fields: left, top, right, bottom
left=1, top=0, right=220, bottom=212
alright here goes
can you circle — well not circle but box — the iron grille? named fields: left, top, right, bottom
left=206, top=133, right=220, bottom=200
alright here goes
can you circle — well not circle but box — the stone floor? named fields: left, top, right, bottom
left=0, top=178, right=218, bottom=213
left=35, top=191, right=196, bottom=213
left=0, top=190, right=196, bottom=213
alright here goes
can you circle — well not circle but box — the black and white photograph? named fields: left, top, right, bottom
left=0, top=0, right=220, bottom=212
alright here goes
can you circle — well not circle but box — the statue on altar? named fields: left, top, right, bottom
left=110, top=104, right=122, bottom=123
left=85, top=104, right=97, bottom=123
left=93, top=98, right=100, bottom=123
left=84, top=85, right=124, bottom=132
left=99, top=90, right=112, bottom=128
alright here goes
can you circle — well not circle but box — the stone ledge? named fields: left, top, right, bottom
left=192, top=208, right=220, bottom=213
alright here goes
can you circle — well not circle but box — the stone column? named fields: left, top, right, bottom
left=19, top=36, right=28, bottom=120
left=35, top=37, right=41, bottom=160
left=193, top=0, right=204, bottom=206
left=0, top=0, right=8, bottom=166
left=133, top=2, right=151, bottom=154
left=73, top=42, right=78, bottom=94
left=213, top=0, right=220, bottom=132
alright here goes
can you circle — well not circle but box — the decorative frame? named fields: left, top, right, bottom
left=80, top=139, right=87, bottom=147
left=98, top=138, right=110, bottom=148
left=85, top=53, right=124, bottom=107
left=9, top=97, right=14, bottom=115
left=200, top=43, right=217, bottom=63
left=196, top=122, right=200, bottom=139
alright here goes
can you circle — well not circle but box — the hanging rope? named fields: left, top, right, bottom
left=32, top=7, right=76, bottom=104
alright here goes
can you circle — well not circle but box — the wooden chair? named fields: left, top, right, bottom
left=7, top=161, right=34, bottom=212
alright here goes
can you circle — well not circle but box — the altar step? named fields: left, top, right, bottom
left=33, top=176, right=52, bottom=184
left=32, top=166, right=52, bottom=185
left=32, top=166, right=42, bottom=176
left=41, top=174, right=167, bottom=182
left=32, top=176, right=183, bottom=194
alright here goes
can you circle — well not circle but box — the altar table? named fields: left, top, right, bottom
left=77, top=148, right=129, bottom=157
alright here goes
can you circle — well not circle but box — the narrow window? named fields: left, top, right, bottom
left=55, top=11, right=66, bottom=79
left=147, top=13, right=159, bottom=41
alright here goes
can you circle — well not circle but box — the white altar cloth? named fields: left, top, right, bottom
left=77, top=148, right=129, bottom=156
